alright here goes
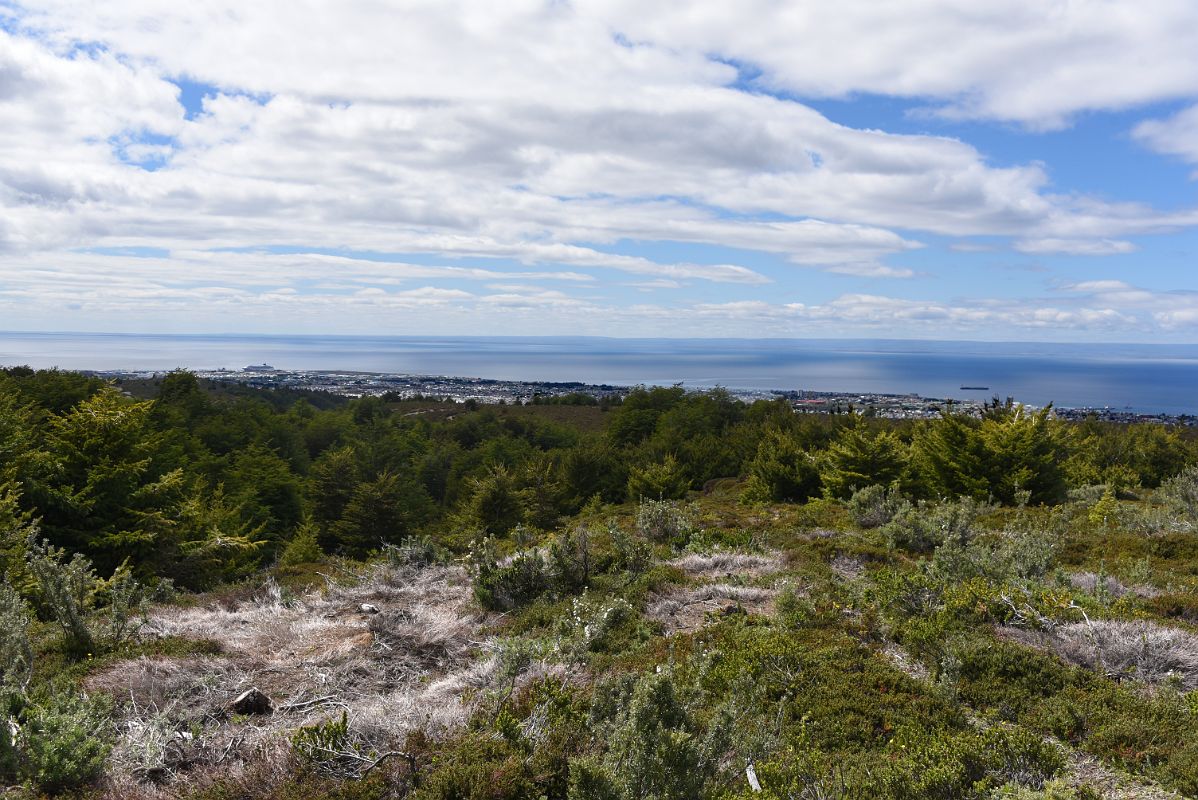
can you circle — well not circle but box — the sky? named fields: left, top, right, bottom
left=1, top=1, right=1198, bottom=342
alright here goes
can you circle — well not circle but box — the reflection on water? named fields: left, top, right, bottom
left=1, top=332, right=1195, bottom=414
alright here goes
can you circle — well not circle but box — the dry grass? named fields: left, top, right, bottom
left=1069, top=571, right=1159, bottom=599
left=1065, top=750, right=1184, bottom=800
left=84, top=561, right=527, bottom=795
left=1003, top=619, right=1198, bottom=689
left=829, top=555, right=865, bottom=582
left=667, top=549, right=785, bottom=579
left=646, top=583, right=778, bottom=634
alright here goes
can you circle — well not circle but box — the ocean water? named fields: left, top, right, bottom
left=1, top=332, right=1196, bottom=414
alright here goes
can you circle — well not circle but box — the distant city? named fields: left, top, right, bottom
left=90, top=364, right=1197, bottom=426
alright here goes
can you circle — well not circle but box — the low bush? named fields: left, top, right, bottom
left=569, top=669, right=719, bottom=800
left=883, top=497, right=984, bottom=554
left=1147, top=591, right=1198, bottom=623
left=635, top=499, right=695, bottom=545
left=848, top=484, right=905, bottom=529
left=18, top=690, right=113, bottom=794
left=470, top=539, right=551, bottom=611
left=942, top=636, right=1081, bottom=718
left=25, top=537, right=146, bottom=656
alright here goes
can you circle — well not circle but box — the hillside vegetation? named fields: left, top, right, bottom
left=3, top=366, right=1198, bottom=798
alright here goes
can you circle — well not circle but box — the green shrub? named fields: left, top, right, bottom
left=381, top=534, right=439, bottom=567
left=930, top=529, right=1056, bottom=584
left=558, top=595, right=645, bottom=660
left=19, top=691, right=113, bottom=794
left=549, top=526, right=597, bottom=594
left=570, top=669, right=723, bottom=800
left=883, top=498, right=983, bottom=554
left=101, top=562, right=148, bottom=644
left=944, top=637, right=1079, bottom=719
left=1148, top=591, right=1198, bottom=623
left=992, top=780, right=1096, bottom=799
left=1161, top=465, right=1198, bottom=519
left=609, top=522, right=651, bottom=577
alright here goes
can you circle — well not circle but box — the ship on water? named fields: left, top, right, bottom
left=960, top=385, right=990, bottom=391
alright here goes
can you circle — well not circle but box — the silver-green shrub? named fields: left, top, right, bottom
left=25, top=538, right=145, bottom=654
left=0, top=583, right=32, bottom=692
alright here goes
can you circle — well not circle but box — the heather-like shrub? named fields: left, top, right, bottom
left=382, top=534, right=439, bottom=567
left=569, top=670, right=724, bottom=800
left=1161, top=465, right=1198, bottom=519
left=291, top=710, right=359, bottom=776
left=101, top=563, right=147, bottom=644
left=549, top=526, right=596, bottom=594
left=25, top=538, right=146, bottom=655
left=609, top=522, right=651, bottom=577
left=931, top=529, right=1055, bottom=584
left=19, top=691, right=113, bottom=794
left=558, top=595, right=640, bottom=659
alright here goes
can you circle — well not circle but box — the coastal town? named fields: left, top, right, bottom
left=93, top=364, right=1197, bottom=426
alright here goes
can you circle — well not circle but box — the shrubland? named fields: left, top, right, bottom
left=3, top=366, right=1198, bottom=797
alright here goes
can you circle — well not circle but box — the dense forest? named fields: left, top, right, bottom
left=4, top=366, right=1198, bottom=799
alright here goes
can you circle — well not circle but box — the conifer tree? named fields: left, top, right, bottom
left=821, top=420, right=907, bottom=498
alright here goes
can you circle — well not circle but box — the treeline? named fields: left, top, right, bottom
left=1, top=368, right=1193, bottom=590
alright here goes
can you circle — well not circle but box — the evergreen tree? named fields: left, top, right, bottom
left=741, top=429, right=822, bottom=503
left=979, top=404, right=1068, bottom=504
left=333, top=470, right=434, bottom=552
left=909, top=408, right=990, bottom=500
left=626, top=455, right=690, bottom=501
left=463, top=464, right=526, bottom=536
left=821, top=421, right=907, bottom=498
left=37, top=389, right=178, bottom=572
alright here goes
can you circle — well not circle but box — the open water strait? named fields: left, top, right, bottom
left=2, top=332, right=1196, bottom=414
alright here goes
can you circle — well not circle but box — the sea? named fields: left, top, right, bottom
left=1, top=331, right=1197, bottom=415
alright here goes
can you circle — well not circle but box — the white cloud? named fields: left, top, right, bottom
left=601, top=1, right=1198, bottom=127
left=0, top=2, right=1196, bottom=340
left=1134, top=104, right=1198, bottom=169
left=1015, top=239, right=1137, bottom=256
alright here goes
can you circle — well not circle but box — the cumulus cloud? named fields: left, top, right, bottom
left=0, top=2, right=1196, bottom=339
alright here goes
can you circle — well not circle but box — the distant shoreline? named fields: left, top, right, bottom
left=4, top=331, right=1197, bottom=415
left=89, top=367, right=1197, bottom=427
